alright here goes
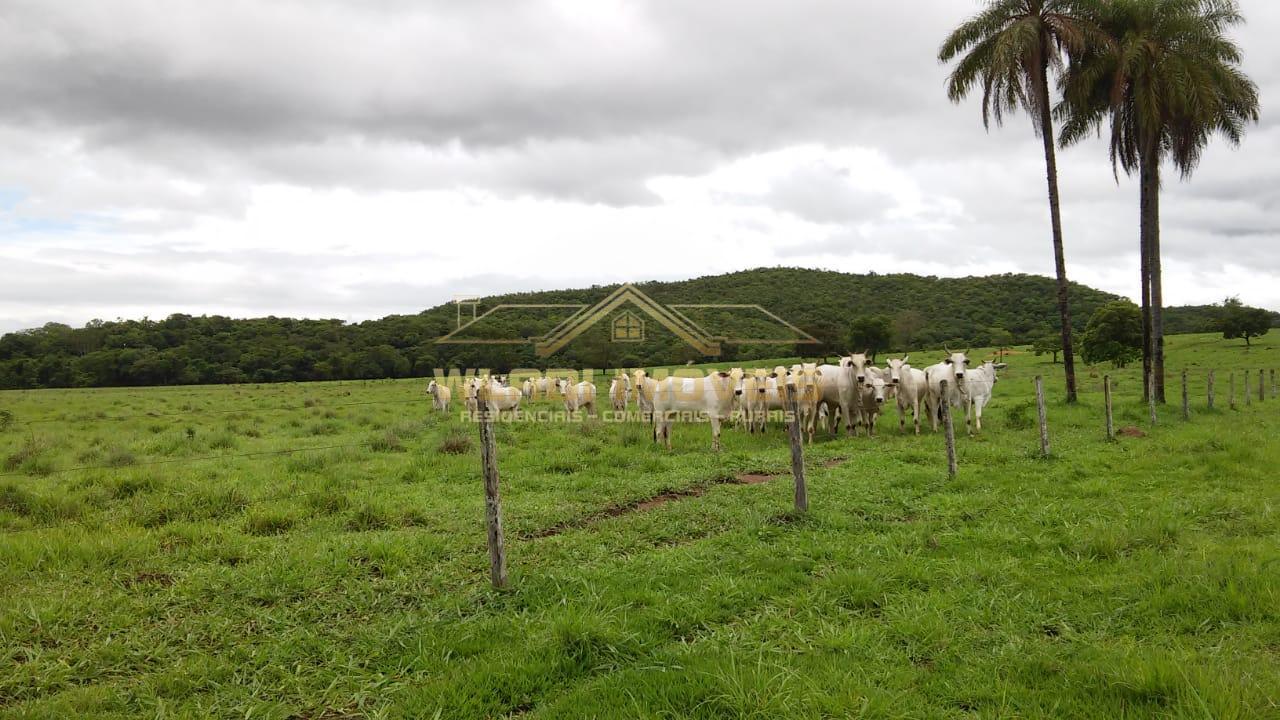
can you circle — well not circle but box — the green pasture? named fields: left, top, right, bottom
left=1, top=333, right=1278, bottom=718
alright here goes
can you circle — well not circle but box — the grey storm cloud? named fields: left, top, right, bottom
left=1, top=0, right=1278, bottom=332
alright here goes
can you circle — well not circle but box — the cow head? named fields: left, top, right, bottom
left=884, top=355, right=910, bottom=385
left=427, top=380, right=438, bottom=394
left=843, top=352, right=870, bottom=383
left=753, top=368, right=770, bottom=394
left=797, top=363, right=822, bottom=400
left=980, top=360, right=999, bottom=383
left=864, top=369, right=887, bottom=405
left=943, top=348, right=970, bottom=381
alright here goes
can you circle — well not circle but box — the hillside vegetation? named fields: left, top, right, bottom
left=1, top=334, right=1278, bottom=717
left=1, top=268, right=1272, bottom=389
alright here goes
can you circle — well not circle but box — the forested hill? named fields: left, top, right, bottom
left=0, top=268, right=1269, bottom=389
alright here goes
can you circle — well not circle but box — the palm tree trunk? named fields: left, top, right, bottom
left=1035, top=61, right=1078, bottom=403
left=1140, top=143, right=1165, bottom=402
left=1139, top=167, right=1153, bottom=403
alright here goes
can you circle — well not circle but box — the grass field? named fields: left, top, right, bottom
left=2, top=333, right=1279, bottom=718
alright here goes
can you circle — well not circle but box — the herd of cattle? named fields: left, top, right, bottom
left=426, top=350, right=1003, bottom=450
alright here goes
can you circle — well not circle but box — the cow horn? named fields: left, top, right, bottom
left=944, top=345, right=952, bottom=355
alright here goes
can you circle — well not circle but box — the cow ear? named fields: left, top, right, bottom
left=944, top=358, right=952, bottom=364
left=717, top=371, right=730, bottom=378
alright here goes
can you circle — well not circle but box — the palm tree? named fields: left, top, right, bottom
left=939, top=0, right=1095, bottom=404
left=1060, top=0, right=1259, bottom=402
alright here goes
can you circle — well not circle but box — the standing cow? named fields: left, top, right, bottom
left=884, top=356, right=927, bottom=434
left=426, top=380, right=452, bottom=412
left=857, top=367, right=889, bottom=437
left=961, top=360, right=1001, bottom=434
left=923, top=350, right=971, bottom=433
left=650, top=372, right=737, bottom=451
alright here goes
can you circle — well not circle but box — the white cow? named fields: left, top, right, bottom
left=884, top=356, right=927, bottom=435
left=923, top=350, right=971, bottom=433
left=462, top=377, right=481, bottom=414
left=633, top=370, right=657, bottom=420
left=792, top=363, right=823, bottom=445
left=740, top=369, right=771, bottom=433
left=961, top=360, right=1000, bottom=434
left=426, top=380, right=452, bottom=411
left=838, top=352, right=872, bottom=434
left=609, top=372, right=630, bottom=411
left=476, top=378, right=522, bottom=416
left=809, top=363, right=846, bottom=436
left=521, top=378, right=535, bottom=400
left=564, top=380, right=598, bottom=417
left=650, top=372, right=737, bottom=451
left=857, top=367, right=889, bottom=437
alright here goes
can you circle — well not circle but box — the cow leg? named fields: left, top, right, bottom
left=710, top=415, right=723, bottom=452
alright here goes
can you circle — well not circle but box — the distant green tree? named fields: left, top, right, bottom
left=1217, top=297, right=1271, bottom=347
left=1033, top=333, right=1062, bottom=363
left=1082, top=301, right=1142, bottom=368
left=988, top=327, right=1014, bottom=361
left=846, top=316, right=892, bottom=363
left=891, top=310, right=926, bottom=350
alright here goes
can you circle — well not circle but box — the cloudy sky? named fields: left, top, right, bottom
left=0, top=0, right=1276, bottom=334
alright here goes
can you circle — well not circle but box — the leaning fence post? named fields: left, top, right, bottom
left=1230, top=372, right=1237, bottom=410
left=1245, top=370, right=1252, bottom=407
left=1104, top=375, right=1115, bottom=441
left=1181, top=370, right=1189, bottom=421
left=1147, top=371, right=1158, bottom=426
left=1207, top=370, right=1215, bottom=410
left=940, top=380, right=958, bottom=477
left=784, top=377, right=808, bottom=512
left=1035, top=376, right=1050, bottom=457
left=477, top=386, right=509, bottom=590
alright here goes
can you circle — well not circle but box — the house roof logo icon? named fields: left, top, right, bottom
left=436, top=283, right=819, bottom=358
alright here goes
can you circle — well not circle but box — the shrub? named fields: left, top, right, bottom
left=370, top=430, right=405, bottom=453
left=438, top=433, right=472, bottom=455
left=104, top=446, right=137, bottom=468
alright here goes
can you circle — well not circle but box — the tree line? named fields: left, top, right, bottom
left=2, top=268, right=1271, bottom=389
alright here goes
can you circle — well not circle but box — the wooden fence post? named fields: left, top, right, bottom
left=1181, top=370, right=1189, bottom=421
left=784, top=378, right=808, bottom=512
left=1272, top=369, right=1277, bottom=400
left=940, top=380, right=958, bottom=477
left=1245, top=370, right=1252, bottom=407
left=1035, top=376, right=1050, bottom=457
left=1104, top=375, right=1114, bottom=441
left=1258, top=369, right=1265, bottom=403
left=1207, top=370, right=1215, bottom=410
left=477, top=387, right=509, bottom=590
left=1147, top=371, right=1158, bottom=426
left=1230, top=372, right=1236, bottom=410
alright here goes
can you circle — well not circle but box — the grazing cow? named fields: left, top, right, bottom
left=426, top=380, right=452, bottom=412
left=477, top=378, right=522, bottom=415
left=609, top=372, right=630, bottom=411
left=961, top=360, right=1000, bottom=434
left=564, top=380, right=598, bottom=417
left=884, top=356, right=927, bottom=435
left=857, top=367, right=889, bottom=437
left=923, top=349, right=971, bottom=432
left=650, top=372, right=737, bottom=451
